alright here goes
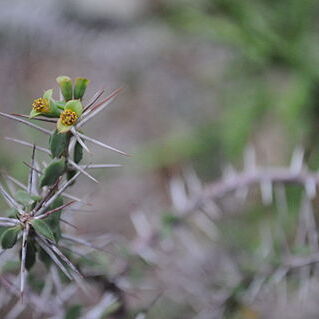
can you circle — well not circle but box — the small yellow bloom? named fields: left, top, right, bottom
left=32, top=98, right=50, bottom=113
left=60, top=109, right=78, bottom=126
left=56, top=100, right=82, bottom=133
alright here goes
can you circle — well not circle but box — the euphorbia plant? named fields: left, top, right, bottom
left=0, top=76, right=126, bottom=299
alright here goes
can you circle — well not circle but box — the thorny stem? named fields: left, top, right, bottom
left=0, top=80, right=128, bottom=314
left=184, top=167, right=319, bottom=217
left=27, top=145, right=36, bottom=195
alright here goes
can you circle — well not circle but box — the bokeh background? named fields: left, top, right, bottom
left=1, top=0, right=319, bottom=318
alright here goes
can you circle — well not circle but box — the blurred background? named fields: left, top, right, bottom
left=1, top=0, right=319, bottom=318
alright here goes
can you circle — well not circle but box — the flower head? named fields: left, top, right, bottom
left=29, top=89, right=62, bottom=118
left=32, top=97, right=50, bottom=113
left=60, top=109, right=78, bottom=126
left=57, top=100, right=83, bottom=133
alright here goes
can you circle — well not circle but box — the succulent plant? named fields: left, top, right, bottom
left=0, top=76, right=126, bottom=300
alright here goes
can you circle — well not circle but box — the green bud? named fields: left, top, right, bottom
left=56, top=76, right=73, bottom=102
left=74, top=78, right=90, bottom=100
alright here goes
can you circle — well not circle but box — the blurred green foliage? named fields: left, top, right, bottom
left=143, top=4, right=319, bottom=316
left=148, top=0, right=319, bottom=168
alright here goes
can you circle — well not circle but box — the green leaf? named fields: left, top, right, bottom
left=1, top=226, right=21, bottom=249
left=45, top=196, right=63, bottom=242
left=74, top=141, right=83, bottom=164
left=65, top=100, right=83, bottom=116
left=42, top=89, right=60, bottom=117
left=47, top=196, right=63, bottom=216
left=40, top=158, right=65, bottom=187
left=50, top=129, right=70, bottom=158
left=57, top=119, right=73, bottom=133
left=0, top=226, right=9, bottom=237
left=5, top=208, right=18, bottom=218
left=29, top=109, right=41, bottom=118
left=64, top=304, right=82, bottom=319
left=74, top=78, right=90, bottom=100
left=56, top=76, right=73, bottom=102
left=43, top=89, right=53, bottom=101
left=32, top=194, right=42, bottom=200
left=15, top=190, right=39, bottom=206
left=31, top=219, right=55, bottom=242
left=26, top=240, right=37, bottom=270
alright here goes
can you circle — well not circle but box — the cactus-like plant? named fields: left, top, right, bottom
left=0, top=76, right=126, bottom=300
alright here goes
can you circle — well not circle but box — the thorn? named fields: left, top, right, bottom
left=35, top=171, right=82, bottom=216
left=11, top=113, right=57, bottom=123
left=290, top=146, right=304, bottom=173
left=0, top=112, right=51, bottom=135
left=0, top=182, right=24, bottom=214
left=244, top=144, right=257, bottom=172
left=35, top=201, right=76, bottom=219
left=305, top=177, right=316, bottom=199
left=71, top=127, right=90, bottom=153
left=83, top=89, right=105, bottom=113
left=69, top=160, right=99, bottom=184
left=76, top=88, right=124, bottom=128
left=27, top=145, right=36, bottom=195
left=3, top=173, right=28, bottom=191
left=82, top=164, right=123, bottom=169
left=36, top=237, right=73, bottom=280
left=60, top=218, right=78, bottom=229
left=20, top=224, right=30, bottom=302
left=78, top=132, right=129, bottom=156
left=4, top=137, right=51, bottom=155
left=90, top=88, right=124, bottom=112
left=23, top=161, right=43, bottom=175
left=260, top=179, right=273, bottom=206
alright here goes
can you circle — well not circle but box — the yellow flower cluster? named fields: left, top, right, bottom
left=60, top=109, right=78, bottom=126
left=32, top=98, right=50, bottom=113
